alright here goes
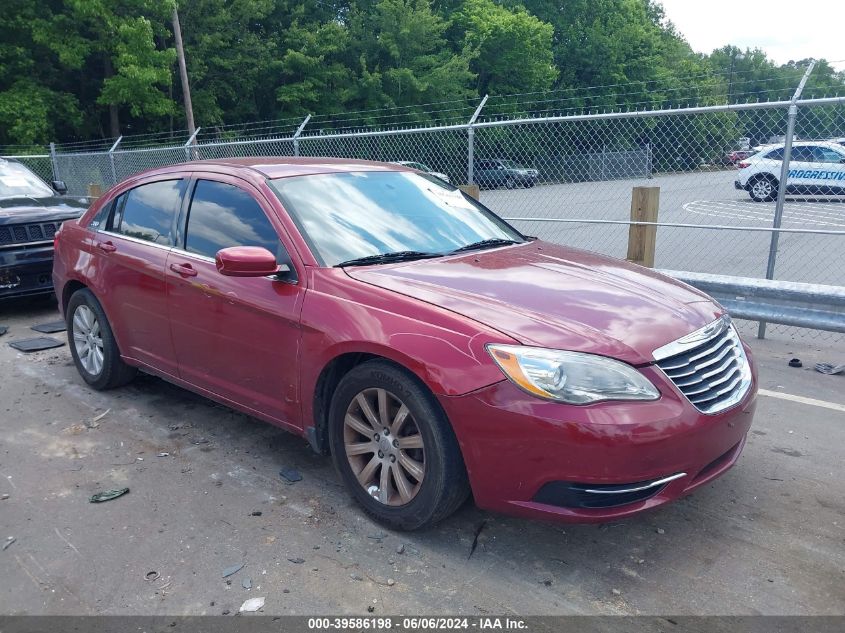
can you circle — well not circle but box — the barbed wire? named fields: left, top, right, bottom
left=6, top=62, right=841, bottom=154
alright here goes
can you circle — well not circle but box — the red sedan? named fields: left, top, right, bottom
left=53, top=158, right=757, bottom=530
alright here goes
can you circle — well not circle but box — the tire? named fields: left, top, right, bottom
left=66, top=288, right=136, bottom=390
left=748, top=175, right=777, bottom=202
left=505, top=176, right=516, bottom=189
left=328, top=360, right=470, bottom=530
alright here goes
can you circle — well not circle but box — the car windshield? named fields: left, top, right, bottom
left=0, top=160, right=54, bottom=199
left=269, top=171, right=524, bottom=266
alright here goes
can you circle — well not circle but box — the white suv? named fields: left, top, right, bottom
left=735, top=141, right=845, bottom=202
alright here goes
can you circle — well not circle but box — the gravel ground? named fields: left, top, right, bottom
left=1, top=296, right=843, bottom=616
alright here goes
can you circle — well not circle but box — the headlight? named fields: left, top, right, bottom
left=486, top=344, right=660, bottom=404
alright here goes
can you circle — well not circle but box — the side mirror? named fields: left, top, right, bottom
left=216, top=246, right=280, bottom=277
left=51, top=180, right=68, bottom=195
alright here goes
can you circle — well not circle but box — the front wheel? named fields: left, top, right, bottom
left=748, top=175, right=777, bottom=202
left=328, top=360, right=470, bottom=530
left=67, top=288, right=136, bottom=390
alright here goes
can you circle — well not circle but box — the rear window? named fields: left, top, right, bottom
left=112, top=180, right=186, bottom=246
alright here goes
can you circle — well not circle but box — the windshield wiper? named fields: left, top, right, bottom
left=449, top=238, right=520, bottom=254
left=335, top=250, right=442, bottom=267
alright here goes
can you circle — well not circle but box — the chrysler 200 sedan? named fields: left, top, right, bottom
left=53, top=158, right=757, bottom=530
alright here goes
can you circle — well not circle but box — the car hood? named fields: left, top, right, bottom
left=346, top=242, right=722, bottom=365
left=0, top=195, right=89, bottom=225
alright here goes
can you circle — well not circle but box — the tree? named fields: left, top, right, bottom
left=344, top=0, right=476, bottom=115
left=31, top=0, right=176, bottom=137
left=457, top=0, right=557, bottom=97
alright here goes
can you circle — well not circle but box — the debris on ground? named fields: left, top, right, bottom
left=242, top=577, right=252, bottom=589
left=89, top=488, right=130, bottom=503
left=279, top=467, right=302, bottom=484
left=0, top=326, right=7, bottom=336
left=157, top=452, right=169, bottom=457
left=238, top=597, right=265, bottom=613
left=3, top=536, right=16, bottom=551
left=387, top=578, right=396, bottom=586
left=468, top=520, right=487, bottom=560
left=287, top=557, right=305, bottom=564
left=368, top=532, right=387, bottom=541
left=86, top=408, right=110, bottom=429
left=350, top=573, right=363, bottom=581
left=656, top=527, right=666, bottom=535
left=144, top=571, right=160, bottom=581
left=31, top=320, right=67, bottom=334
left=0, top=494, right=8, bottom=501
left=396, top=543, right=405, bottom=555
left=611, top=588, right=622, bottom=596
left=367, top=606, right=375, bottom=613
left=192, top=437, right=210, bottom=445
left=788, top=358, right=802, bottom=368
left=222, top=563, right=245, bottom=578
left=250, top=511, right=262, bottom=516
left=815, top=362, right=845, bottom=375
left=8, top=337, right=65, bottom=353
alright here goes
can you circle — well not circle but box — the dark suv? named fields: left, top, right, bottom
left=474, top=159, right=539, bottom=189
left=0, top=158, right=87, bottom=299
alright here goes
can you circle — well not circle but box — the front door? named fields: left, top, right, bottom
left=166, top=176, right=304, bottom=427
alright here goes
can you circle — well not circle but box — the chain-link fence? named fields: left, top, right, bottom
left=4, top=88, right=844, bottom=342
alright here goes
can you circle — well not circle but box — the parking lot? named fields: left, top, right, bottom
left=1, top=297, right=843, bottom=616
left=480, top=170, right=845, bottom=287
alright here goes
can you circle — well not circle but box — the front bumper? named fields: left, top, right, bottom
left=0, top=244, right=56, bottom=299
left=438, top=357, right=757, bottom=523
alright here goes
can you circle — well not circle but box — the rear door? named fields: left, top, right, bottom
left=166, top=175, right=305, bottom=426
left=94, top=177, right=187, bottom=375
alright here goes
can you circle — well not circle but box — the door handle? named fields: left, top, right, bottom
left=169, top=262, right=198, bottom=277
left=97, top=241, right=116, bottom=253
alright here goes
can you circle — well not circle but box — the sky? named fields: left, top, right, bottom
left=657, top=0, right=845, bottom=71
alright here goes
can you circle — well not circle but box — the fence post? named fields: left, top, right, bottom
left=467, top=95, right=488, bottom=185
left=627, top=186, right=660, bottom=267
left=759, top=60, right=815, bottom=339
left=49, top=142, right=59, bottom=181
left=108, top=136, right=122, bottom=186
left=293, top=114, right=311, bottom=157
left=183, top=127, right=201, bottom=162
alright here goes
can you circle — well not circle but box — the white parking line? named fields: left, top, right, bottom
left=682, top=200, right=845, bottom=228
left=759, top=388, right=845, bottom=413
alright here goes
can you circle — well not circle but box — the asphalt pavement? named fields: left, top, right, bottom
left=480, top=169, right=845, bottom=288
left=1, top=297, right=843, bottom=616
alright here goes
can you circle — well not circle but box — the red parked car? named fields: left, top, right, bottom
left=53, top=158, right=757, bottom=530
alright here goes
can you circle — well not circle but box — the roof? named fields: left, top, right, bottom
left=188, top=157, right=410, bottom=179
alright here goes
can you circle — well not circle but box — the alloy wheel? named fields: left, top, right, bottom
left=751, top=178, right=774, bottom=200
left=72, top=305, right=104, bottom=376
left=343, top=387, right=426, bottom=506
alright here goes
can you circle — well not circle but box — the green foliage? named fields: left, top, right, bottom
left=0, top=0, right=842, bottom=147
left=457, top=0, right=557, bottom=96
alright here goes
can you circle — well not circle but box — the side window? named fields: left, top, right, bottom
left=88, top=199, right=113, bottom=230
left=184, top=180, right=284, bottom=262
left=113, top=180, right=186, bottom=245
left=790, top=146, right=815, bottom=162
left=765, top=148, right=784, bottom=160
left=814, top=147, right=844, bottom=163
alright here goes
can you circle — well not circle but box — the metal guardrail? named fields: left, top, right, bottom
left=661, top=270, right=845, bottom=334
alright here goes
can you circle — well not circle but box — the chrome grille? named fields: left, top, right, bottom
left=653, top=316, right=752, bottom=415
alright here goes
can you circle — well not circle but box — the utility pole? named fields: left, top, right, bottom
left=172, top=5, right=196, bottom=137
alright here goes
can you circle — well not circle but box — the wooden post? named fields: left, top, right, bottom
left=626, top=186, right=659, bottom=267
left=87, top=183, right=103, bottom=200
left=458, top=184, right=480, bottom=200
